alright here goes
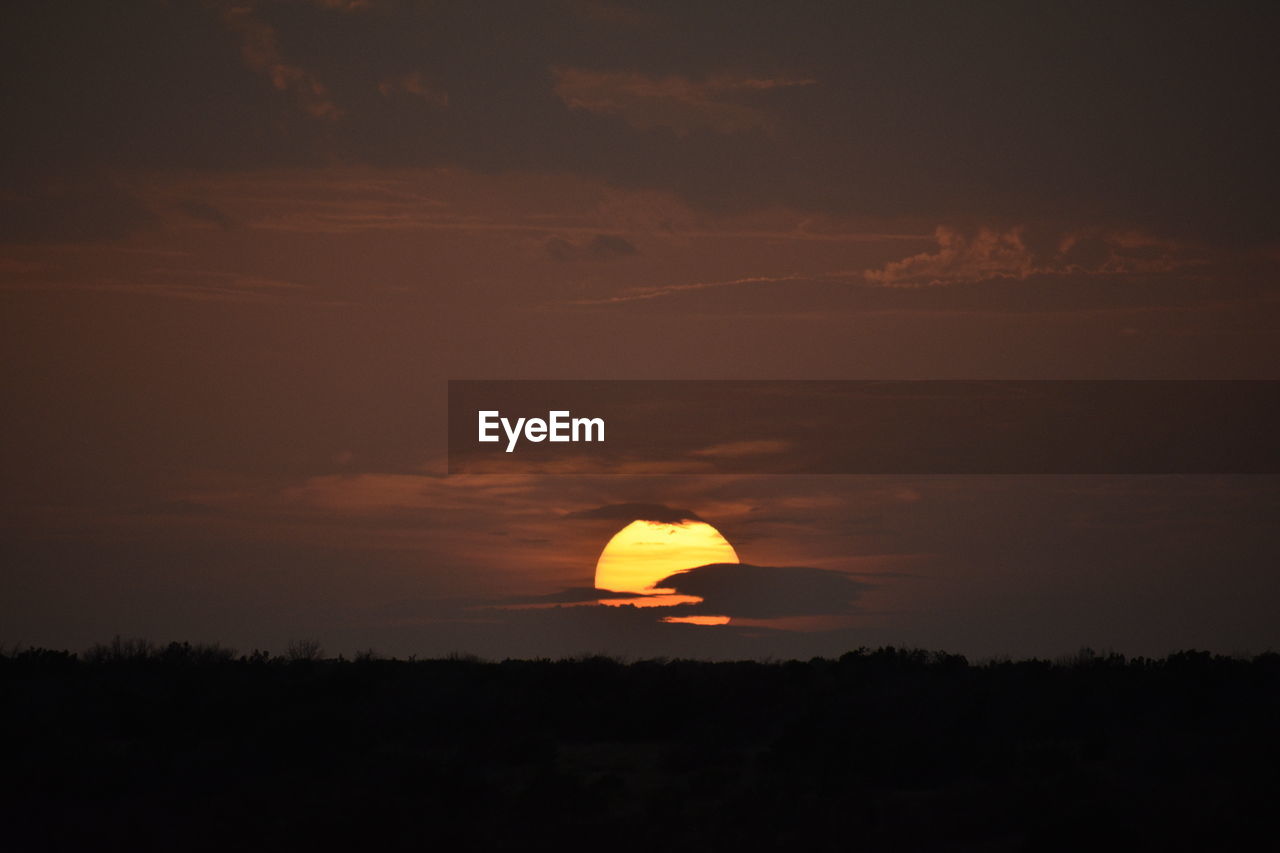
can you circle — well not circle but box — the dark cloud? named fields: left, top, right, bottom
left=567, top=503, right=704, bottom=524
left=5, top=2, right=1276, bottom=242
left=657, top=563, right=869, bottom=619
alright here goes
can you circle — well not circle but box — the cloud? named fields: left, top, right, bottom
left=551, top=67, right=816, bottom=135
left=377, top=72, right=449, bottom=108
left=690, top=440, right=790, bottom=458
left=545, top=233, right=639, bottom=261
left=866, top=227, right=1034, bottom=287
left=566, top=503, right=704, bottom=524
left=657, top=563, right=869, bottom=618
left=565, top=272, right=815, bottom=306
left=2, top=269, right=308, bottom=304
left=865, top=226, right=1193, bottom=287
left=5, top=2, right=1277, bottom=241
left=220, top=3, right=342, bottom=120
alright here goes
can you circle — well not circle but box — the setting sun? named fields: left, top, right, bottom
left=594, top=520, right=740, bottom=594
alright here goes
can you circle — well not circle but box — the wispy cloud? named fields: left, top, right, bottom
left=1, top=268, right=307, bottom=304
left=865, top=226, right=1195, bottom=287
left=564, top=272, right=822, bottom=305
left=552, top=67, right=816, bottom=134
left=220, top=3, right=342, bottom=120
left=138, top=169, right=928, bottom=245
left=690, top=440, right=791, bottom=458
left=544, top=233, right=638, bottom=261
left=563, top=224, right=1204, bottom=308
left=377, top=72, right=449, bottom=108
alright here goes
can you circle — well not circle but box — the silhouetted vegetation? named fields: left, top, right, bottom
left=3, top=642, right=1277, bottom=851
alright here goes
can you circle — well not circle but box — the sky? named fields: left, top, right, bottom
left=2, top=0, right=1279, bottom=660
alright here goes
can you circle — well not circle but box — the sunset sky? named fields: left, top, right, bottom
left=3, top=0, right=1278, bottom=659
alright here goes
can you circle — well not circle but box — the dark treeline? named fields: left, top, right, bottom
left=3, top=642, right=1277, bottom=851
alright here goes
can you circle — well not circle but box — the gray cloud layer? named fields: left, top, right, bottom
left=658, top=563, right=869, bottom=618
left=4, top=1, right=1277, bottom=242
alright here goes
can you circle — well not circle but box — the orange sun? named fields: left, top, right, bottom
left=594, top=519, right=738, bottom=625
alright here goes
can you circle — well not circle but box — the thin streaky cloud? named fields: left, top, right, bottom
left=562, top=272, right=856, bottom=306
left=552, top=67, right=817, bottom=135
left=0, top=270, right=308, bottom=304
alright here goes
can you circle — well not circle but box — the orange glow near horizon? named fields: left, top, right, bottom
left=662, top=615, right=732, bottom=626
left=597, top=594, right=705, bottom=609
left=594, top=520, right=740, bottom=595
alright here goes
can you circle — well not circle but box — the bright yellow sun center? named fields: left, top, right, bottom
left=594, top=520, right=740, bottom=594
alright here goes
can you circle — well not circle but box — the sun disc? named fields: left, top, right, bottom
left=593, top=519, right=739, bottom=594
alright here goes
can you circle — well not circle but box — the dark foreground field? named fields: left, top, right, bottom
left=3, top=643, right=1277, bottom=851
